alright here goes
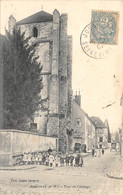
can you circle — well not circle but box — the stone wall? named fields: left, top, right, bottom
left=0, top=130, right=57, bottom=166
left=17, top=22, right=53, bottom=40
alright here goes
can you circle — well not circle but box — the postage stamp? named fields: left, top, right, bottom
left=90, top=10, right=119, bottom=45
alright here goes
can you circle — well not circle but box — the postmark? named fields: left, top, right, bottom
left=80, top=23, right=113, bottom=59
left=90, top=10, right=119, bottom=45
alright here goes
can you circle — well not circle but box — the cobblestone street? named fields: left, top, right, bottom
left=0, top=149, right=123, bottom=195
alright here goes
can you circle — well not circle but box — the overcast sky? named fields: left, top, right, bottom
left=0, top=0, right=123, bottom=133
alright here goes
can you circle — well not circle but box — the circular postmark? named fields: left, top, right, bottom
left=80, top=23, right=114, bottom=59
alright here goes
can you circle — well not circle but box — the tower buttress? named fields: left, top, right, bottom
left=67, top=35, right=72, bottom=117
left=59, top=14, right=68, bottom=115
left=47, top=9, right=60, bottom=136
left=8, top=15, right=16, bottom=33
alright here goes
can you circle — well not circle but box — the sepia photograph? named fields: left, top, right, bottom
left=0, top=0, right=123, bottom=195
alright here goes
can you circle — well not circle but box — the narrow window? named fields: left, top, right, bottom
left=99, top=137, right=103, bottom=142
left=33, top=27, right=38, bottom=38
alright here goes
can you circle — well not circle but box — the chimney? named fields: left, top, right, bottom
left=74, top=91, right=81, bottom=107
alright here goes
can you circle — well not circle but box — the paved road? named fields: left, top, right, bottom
left=0, top=149, right=123, bottom=195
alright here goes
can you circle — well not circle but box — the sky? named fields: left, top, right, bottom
left=0, top=0, right=123, bottom=133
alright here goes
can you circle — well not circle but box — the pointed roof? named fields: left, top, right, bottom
left=16, top=10, right=53, bottom=25
left=90, top=117, right=107, bottom=128
left=104, top=119, right=109, bottom=127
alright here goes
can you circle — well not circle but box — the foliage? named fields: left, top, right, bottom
left=3, top=28, right=43, bottom=130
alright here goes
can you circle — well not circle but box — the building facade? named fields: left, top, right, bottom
left=8, top=9, right=72, bottom=152
left=72, top=94, right=96, bottom=151
left=90, top=117, right=108, bottom=149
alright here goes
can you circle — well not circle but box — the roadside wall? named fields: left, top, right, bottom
left=0, top=129, right=57, bottom=166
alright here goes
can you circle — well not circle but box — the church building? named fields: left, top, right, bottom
left=8, top=9, right=73, bottom=152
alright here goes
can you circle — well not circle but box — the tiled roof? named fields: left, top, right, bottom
left=16, top=10, right=53, bottom=25
left=90, top=117, right=107, bottom=128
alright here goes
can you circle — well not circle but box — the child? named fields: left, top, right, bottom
left=46, top=155, right=49, bottom=166
left=55, top=155, right=60, bottom=167
left=95, top=150, right=97, bottom=157
left=102, top=149, right=104, bottom=155
left=60, top=155, right=64, bottom=167
left=98, top=150, right=101, bottom=157
left=65, top=155, right=70, bottom=166
left=49, top=154, right=54, bottom=167
left=38, top=153, right=43, bottom=165
left=42, top=153, right=46, bottom=165
left=79, top=154, right=83, bottom=167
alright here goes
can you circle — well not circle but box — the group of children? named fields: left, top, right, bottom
left=14, top=151, right=84, bottom=167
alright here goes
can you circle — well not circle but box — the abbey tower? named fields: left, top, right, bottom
left=8, top=9, right=72, bottom=150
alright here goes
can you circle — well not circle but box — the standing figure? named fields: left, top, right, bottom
left=92, top=149, right=95, bottom=157
left=38, top=153, right=42, bottom=165
left=49, top=153, right=54, bottom=167
left=27, top=153, right=31, bottom=165
left=92, top=145, right=95, bottom=157
left=70, top=155, right=74, bottom=166
left=35, top=153, right=39, bottom=165
left=23, top=153, right=27, bottom=165
left=65, top=155, right=70, bottom=166
left=79, top=154, right=83, bottom=167
left=102, top=149, right=104, bottom=155
left=55, top=155, right=60, bottom=167
left=75, top=155, right=80, bottom=167
left=60, top=155, right=64, bottom=166
left=98, top=149, right=101, bottom=157
left=32, top=153, right=35, bottom=165
left=95, top=150, right=97, bottom=157
left=46, top=155, right=49, bottom=166
left=42, top=153, right=46, bottom=165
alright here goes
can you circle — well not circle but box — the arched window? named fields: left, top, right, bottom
left=33, top=27, right=38, bottom=38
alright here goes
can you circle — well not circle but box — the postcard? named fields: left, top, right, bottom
left=0, top=0, right=123, bottom=195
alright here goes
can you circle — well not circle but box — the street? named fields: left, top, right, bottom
left=0, top=149, right=123, bottom=195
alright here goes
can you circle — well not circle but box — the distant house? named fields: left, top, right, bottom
left=90, top=117, right=108, bottom=149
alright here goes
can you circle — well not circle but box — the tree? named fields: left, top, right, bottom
left=3, top=28, right=43, bottom=130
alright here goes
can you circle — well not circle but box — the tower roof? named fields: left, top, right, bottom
left=90, top=117, right=107, bottom=128
left=16, top=10, right=53, bottom=25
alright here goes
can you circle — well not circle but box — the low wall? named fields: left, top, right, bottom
left=0, top=129, right=57, bottom=166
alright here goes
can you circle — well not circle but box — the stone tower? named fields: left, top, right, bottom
left=8, top=9, right=72, bottom=151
